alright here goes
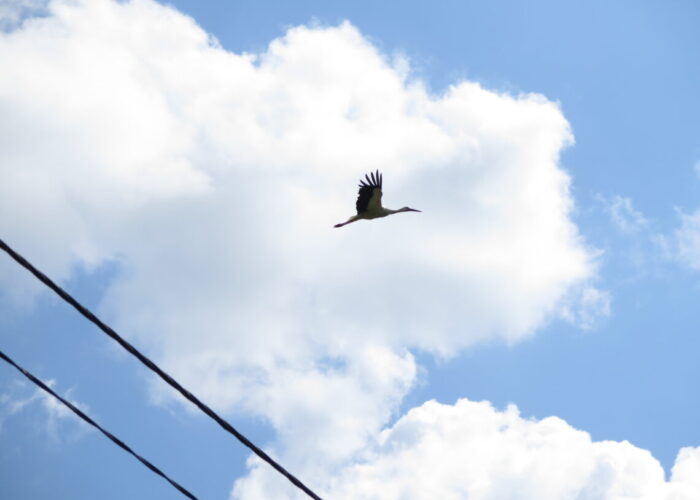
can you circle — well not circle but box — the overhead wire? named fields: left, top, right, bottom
left=0, top=348, right=201, bottom=500
left=0, top=237, right=323, bottom=500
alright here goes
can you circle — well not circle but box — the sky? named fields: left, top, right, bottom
left=0, top=0, right=699, bottom=499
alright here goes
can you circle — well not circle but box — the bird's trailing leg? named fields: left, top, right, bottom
left=334, top=215, right=360, bottom=228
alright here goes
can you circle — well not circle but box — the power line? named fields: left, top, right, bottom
left=0, top=348, right=201, bottom=500
left=0, top=237, right=323, bottom=500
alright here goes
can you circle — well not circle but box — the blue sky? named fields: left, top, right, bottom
left=1, top=1, right=699, bottom=499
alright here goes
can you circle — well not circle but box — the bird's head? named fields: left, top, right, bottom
left=399, top=206, right=421, bottom=213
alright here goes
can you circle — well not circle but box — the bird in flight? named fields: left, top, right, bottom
left=334, top=170, right=421, bottom=228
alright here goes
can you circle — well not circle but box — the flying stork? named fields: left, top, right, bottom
left=334, top=170, right=421, bottom=228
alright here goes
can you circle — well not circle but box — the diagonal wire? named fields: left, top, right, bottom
left=0, top=237, right=323, bottom=500
left=0, top=348, right=201, bottom=500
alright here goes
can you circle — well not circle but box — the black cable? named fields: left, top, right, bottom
left=0, top=237, right=323, bottom=500
left=0, top=348, right=201, bottom=500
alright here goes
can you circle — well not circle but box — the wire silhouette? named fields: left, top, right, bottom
left=0, top=237, right=323, bottom=500
left=0, top=348, right=201, bottom=500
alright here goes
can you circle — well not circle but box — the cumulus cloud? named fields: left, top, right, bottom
left=0, top=0, right=48, bottom=31
left=0, top=0, right=612, bottom=495
left=296, top=399, right=699, bottom=500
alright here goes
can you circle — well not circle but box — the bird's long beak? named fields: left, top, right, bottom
left=407, top=208, right=421, bottom=212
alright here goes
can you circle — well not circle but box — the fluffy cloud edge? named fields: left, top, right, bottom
left=233, top=398, right=700, bottom=500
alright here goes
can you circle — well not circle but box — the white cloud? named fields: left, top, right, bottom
left=0, top=0, right=48, bottom=31
left=234, top=399, right=700, bottom=500
left=0, top=378, right=89, bottom=442
left=659, top=162, right=700, bottom=271
left=0, top=380, right=39, bottom=433
left=673, top=210, right=700, bottom=271
left=597, top=194, right=671, bottom=277
left=560, top=285, right=611, bottom=330
left=672, top=447, right=700, bottom=492
left=605, top=195, right=649, bottom=234
left=0, top=0, right=611, bottom=494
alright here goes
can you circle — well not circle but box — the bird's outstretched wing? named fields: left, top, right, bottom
left=356, top=170, right=383, bottom=214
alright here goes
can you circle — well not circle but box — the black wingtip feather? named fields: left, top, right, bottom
left=356, top=171, right=383, bottom=189
left=360, top=170, right=383, bottom=188
left=354, top=170, right=384, bottom=214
